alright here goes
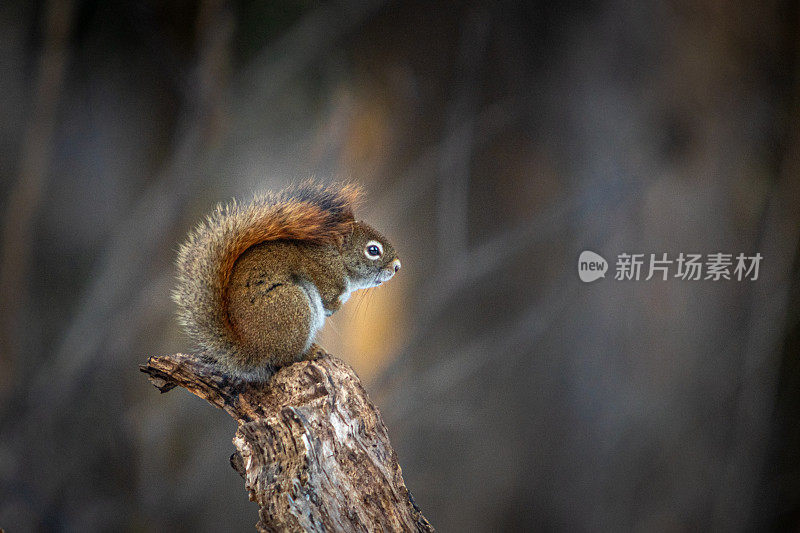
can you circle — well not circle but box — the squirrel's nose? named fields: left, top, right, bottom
left=391, top=259, right=401, bottom=273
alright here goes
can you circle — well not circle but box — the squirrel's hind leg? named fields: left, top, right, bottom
left=227, top=279, right=321, bottom=370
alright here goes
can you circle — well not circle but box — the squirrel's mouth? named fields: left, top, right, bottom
left=375, top=259, right=401, bottom=286
left=376, top=270, right=394, bottom=284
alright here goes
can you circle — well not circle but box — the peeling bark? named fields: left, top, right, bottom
left=140, top=348, right=433, bottom=532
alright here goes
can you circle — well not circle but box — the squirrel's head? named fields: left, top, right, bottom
left=341, top=221, right=400, bottom=288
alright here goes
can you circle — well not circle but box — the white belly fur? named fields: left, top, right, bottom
left=297, top=280, right=326, bottom=352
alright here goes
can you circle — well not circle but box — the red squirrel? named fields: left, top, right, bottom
left=172, top=181, right=401, bottom=381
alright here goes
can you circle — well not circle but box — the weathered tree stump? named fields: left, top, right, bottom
left=140, top=347, right=433, bottom=533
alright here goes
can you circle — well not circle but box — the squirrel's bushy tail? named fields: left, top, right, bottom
left=172, top=180, right=361, bottom=377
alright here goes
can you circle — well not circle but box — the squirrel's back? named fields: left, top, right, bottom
left=172, top=181, right=360, bottom=378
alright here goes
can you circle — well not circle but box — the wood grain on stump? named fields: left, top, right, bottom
left=140, top=348, right=433, bottom=533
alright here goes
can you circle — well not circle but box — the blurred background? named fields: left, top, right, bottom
left=1, top=0, right=799, bottom=531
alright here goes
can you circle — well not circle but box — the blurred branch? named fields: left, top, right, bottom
left=436, top=7, right=491, bottom=262
left=377, top=173, right=644, bottom=387
left=383, top=272, right=577, bottom=422
left=28, top=0, right=236, bottom=403
left=0, top=0, right=74, bottom=395
left=366, top=97, right=520, bottom=222
left=377, top=174, right=639, bottom=414
left=140, top=349, right=434, bottom=533
left=713, top=18, right=800, bottom=527
left=236, top=0, right=387, bottom=104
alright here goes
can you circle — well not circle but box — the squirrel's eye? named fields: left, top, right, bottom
left=364, top=240, right=383, bottom=259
